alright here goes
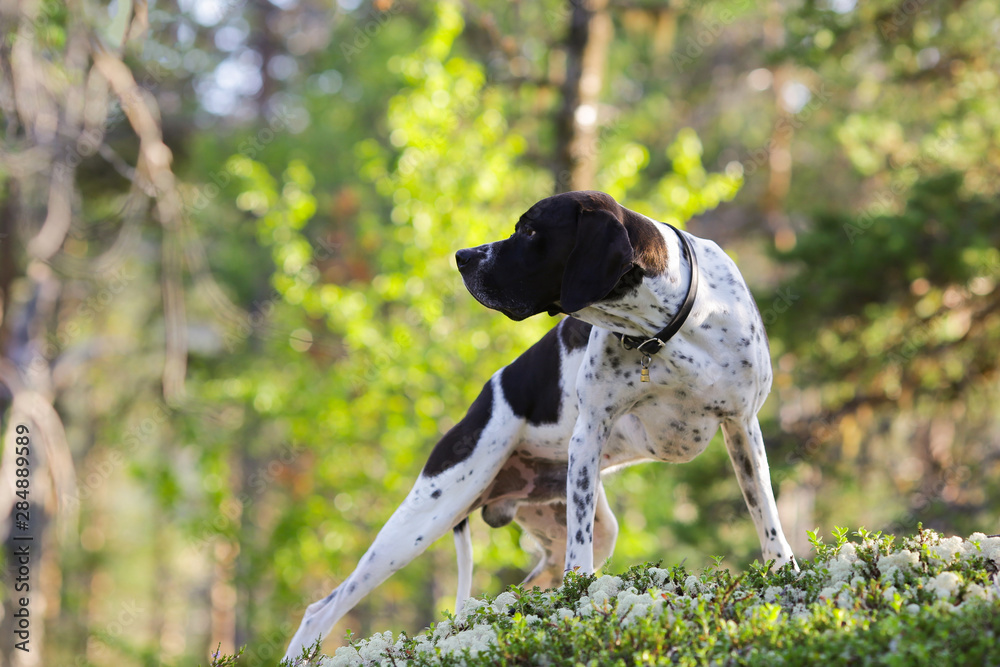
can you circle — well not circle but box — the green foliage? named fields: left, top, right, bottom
left=285, top=529, right=1000, bottom=667
left=644, top=127, right=743, bottom=226
left=777, top=173, right=1000, bottom=319
left=7, top=0, right=1000, bottom=664
left=209, top=644, right=245, bottom=667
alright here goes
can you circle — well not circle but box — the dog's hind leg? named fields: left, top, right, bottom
left=284, top=377, right=520, bottom=661
left=516, top=501, right=567, bottom=590
left=453, top=517, right=473, bottom=612
left=283, top=465, right=501, bottom=661
left=720, top=417, right=797, bottom=570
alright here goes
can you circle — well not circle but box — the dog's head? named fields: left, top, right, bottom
left=456, top=191, right=667, bottom=320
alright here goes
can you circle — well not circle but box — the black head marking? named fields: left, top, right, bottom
left=457, top=191, right=669, bottom=319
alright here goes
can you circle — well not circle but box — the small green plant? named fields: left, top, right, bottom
left=208, top=644, right=243, bottom=667
left=277, top=638, right=324, bottom=667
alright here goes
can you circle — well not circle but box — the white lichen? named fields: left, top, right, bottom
left=926, top=571, right=962, bottom=601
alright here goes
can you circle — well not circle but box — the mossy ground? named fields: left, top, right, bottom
left=221, top=528, right=1000, bottom=667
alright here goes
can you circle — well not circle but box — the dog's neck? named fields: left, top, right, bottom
left=571, top=220, right=694, bottom=339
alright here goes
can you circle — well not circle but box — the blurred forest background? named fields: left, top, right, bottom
left=0, top=0, right=998, bottom=664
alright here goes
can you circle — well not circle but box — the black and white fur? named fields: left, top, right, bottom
left=284, top=191, right=795, bottom=660
left=284, top=317, right=620, bottom=660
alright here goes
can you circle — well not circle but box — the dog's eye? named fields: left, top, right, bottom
left=522, top=227, right=536, bottom=237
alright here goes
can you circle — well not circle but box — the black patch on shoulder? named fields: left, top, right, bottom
left=422, top=381, right=493, bottom=477
left=559, top=317, right=593, bottom=352
left=501, top=325, right=564, bottom=425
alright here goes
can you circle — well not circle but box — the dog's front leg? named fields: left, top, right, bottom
left=563, top=414, right=615, bottom=574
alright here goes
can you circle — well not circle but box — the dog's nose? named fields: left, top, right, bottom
left=456, top=247, right=477, bottom=269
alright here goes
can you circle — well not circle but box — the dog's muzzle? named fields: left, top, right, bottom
left=456, top=246, right=484, bottom=272
left=456, top=245, right=532, bottom=320
left=456, top=245, right=491, bottom=302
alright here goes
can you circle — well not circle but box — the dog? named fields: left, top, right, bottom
left=283, top=190, right=796, bottom=660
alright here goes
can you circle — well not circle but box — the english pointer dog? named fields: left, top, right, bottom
left=283, top=191, right=795, bottom=661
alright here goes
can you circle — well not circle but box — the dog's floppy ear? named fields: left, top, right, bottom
left=559, top=208, right=634, bottom=313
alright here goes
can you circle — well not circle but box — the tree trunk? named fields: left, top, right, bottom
left=553, top=0, right=612, bottom=193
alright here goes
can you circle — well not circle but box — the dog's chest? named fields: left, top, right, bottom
left=579, top=324, right=761, bottom=463
left=622, top=388, right=720, bottom=461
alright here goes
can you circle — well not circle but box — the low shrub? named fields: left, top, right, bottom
left=274, top=528, right=1000, bottom=667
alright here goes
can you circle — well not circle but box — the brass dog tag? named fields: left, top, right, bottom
left=640, top=354, right=651, bottom=382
